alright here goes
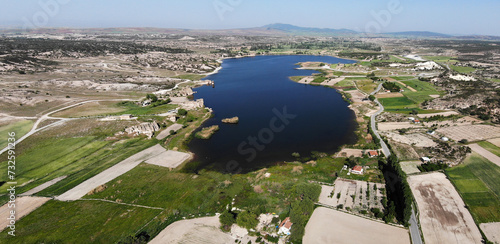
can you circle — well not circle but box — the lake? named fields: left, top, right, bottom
left=187, top=55, right=358, bottom=173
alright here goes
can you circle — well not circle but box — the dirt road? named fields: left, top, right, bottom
left=469, top=143, right=500, bottom=167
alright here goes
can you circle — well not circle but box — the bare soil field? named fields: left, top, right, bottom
left=145, top=150, right=192, bottom=169
left=428, top=116, right=481, bottom=127
left=469, top=144, right=500, bottom=168
left=303, top=207, right=410, bottom=244
left=408, top=173, right=483, bottom=244
left=0, top=196, right=51, bottom=231
left=149, top=216, right=234, bottom=244
left=376, top=92, right=404, bottom=98
left=480, top=223, right=500, bottom=244
left=417, top=111, right=459, bottom=118
left=437, top=124, right=500, bottom=142
left=56, top=144, right=167, bottom=201
left=319, top=179, right=385, bottom=213
left=378, top=122, right=422, bottom=131
left=345, top=89, right=368, bottom=103
left=298, top=76, right=314, bottom=84
left=323, top=77, right=345, bottom=86
left=335, top=148, right=364, bottom=158
left=400, top=161, right=422, bottom=175
left=383, top=132, right=437, bottom=147
left=390, top=140, right=421, bottom=161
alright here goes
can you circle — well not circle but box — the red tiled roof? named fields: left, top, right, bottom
left=368, top=151, right=379, bottom=156
left=279, top=217, right=293, bottom=229
left=353, top=166, right=363, bottom=172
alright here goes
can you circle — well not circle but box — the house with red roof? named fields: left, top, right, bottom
left=352, top=166, right=364, bottom=175
left=278, top=217, right=293, bottom=235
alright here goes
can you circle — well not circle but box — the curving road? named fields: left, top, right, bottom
left=0, top=99, right=132, bottom=156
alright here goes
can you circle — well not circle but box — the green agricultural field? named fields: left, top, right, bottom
left=114, top=101, right=178, bottom=116
left=0, top=135, right=156, bottom=197
left=0, top=120, right=33, bottom=149
left=312, top=76, right=328, bottom=83
left=477, top=141, right=500, bottom=157
left=446, top=153, right=500, bottom=223
left=173, top=74, right=207, bottom=80
left=0, top=200, right=161, bottom=243
left=379, top=96, right=417, bottom=109
left=423, top=56, right=458, bottom=63
left=355, top=79, right=378, bottom=94
left=451, top=65, right=476, bottom=74
left=336, top=79, right=355, bottom=87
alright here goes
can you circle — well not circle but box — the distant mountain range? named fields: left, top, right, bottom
left=1, top=23, right=499, bottom=40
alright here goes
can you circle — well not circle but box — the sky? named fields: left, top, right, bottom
left=0, top=0, right=499, bottom=36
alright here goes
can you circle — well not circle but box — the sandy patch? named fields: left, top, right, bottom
left=378, top=122, right=422, bottom=131
left=20, top=176, right=67, bottom=196
left=383, top=132, right=437, bottom=147
left=400, top=161, right=422, bottom=175
left=157, top=123, right=183, bottom=140
left=417, top=111, right=459, bottom=118
left=468, top=144, right=500, bottom=168
left=0, top=196, right=51, bottom=231
left=56, top=144, right=167, bottom=201
left=303, top=207, right=410, bottom=244
left=429, top=94, right=440, bottom=98
left=145, top=150, right=192, bottom=169
left=336, top=148, right=364, bottom=158
left=480, top=223, right=500, bottom=244
left=298, top=76, right=314, bottom=84
left=437, top=124, right=500, bottom=142
left=408, top=173, right=483, bottom=244
left=149, top=216, right=234, bottom=244
left=375, top=92, right=404, bottom=98
left=346, top=90, right=368, bottom=103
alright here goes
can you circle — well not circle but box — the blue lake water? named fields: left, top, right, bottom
left=187, top=55, right=358, bottom=173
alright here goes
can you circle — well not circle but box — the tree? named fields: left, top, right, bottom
left=410, top=109, right=419, bottom=115
left=146, top=94, right=158, bottom=102
left=368, top=95, right=376, bottom=101
left=177, top=109, right=188, bottom=116
left=220, top=211, right=236, bottom=231
left=236, top=211, right=258, bottom=230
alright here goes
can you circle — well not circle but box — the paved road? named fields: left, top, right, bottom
left=369, top=82, right=422, bottom=244
left=369, top=83, right=391, bottom=157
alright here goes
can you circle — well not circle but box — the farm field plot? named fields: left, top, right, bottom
left=52, top=101, right=127, bottom=118
left=303, top=207, right=410, bottom=244
left=400, top=161, right=422, bottom=175
left=0, top=196, right=50, bottom=231
left=480, top=222, right=500, bottom=244
left=0, top=200, right=161, bottom=243
left=0, top=119, right=33, bottom=149
left=437, top=124, right=500, bottom=142
left=408, top=172, right=483, bottom=244
left=377, top=122, right=422, bottom=131
left=446, top=153, right=500, bottom=223
left=149, top=216, right=233, bottom=244
left=318, top=178, right=385, bottom=213
left=477, top=141, right=500, bottom=157
left=488, top=137, right=500, bottom=147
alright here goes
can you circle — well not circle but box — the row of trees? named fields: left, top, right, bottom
left=378, top=155, right=414, bottom=226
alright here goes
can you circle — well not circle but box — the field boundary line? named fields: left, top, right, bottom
left=77, top=198, right=165, bottom=210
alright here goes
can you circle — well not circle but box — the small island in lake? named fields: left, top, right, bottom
left=222, top=116, right=239, bottom=124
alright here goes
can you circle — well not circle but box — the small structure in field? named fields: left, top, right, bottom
left=278, top=217, right=293, bottom=235
left=367, top=150, right=379, bottom=157
left=421, top=157, right=431, bottom=162
left=352, top=166, right=364, bottom=175
left=222, top=116, right=239, bottom=124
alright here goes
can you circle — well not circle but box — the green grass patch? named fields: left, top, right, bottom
left=451, top=65, right=476, bottom=74
left=477, top=141, right=500, bottom=157
left=115, top=101, right=177, bottom=116
left=0, top=120, right=33, bottom=149
left=173, top=74, right=207, bottom=80
left=379, top=96, right=417, bottom=109
left=423, top=56, right=458, bottom=63
left=446, top=153, right=500, bottom=223
left=489, top=78, right=500, bottom=83
left=1, top=200, right=161, bottom=243
left=355, top=79, right=378, bottom=94
left=312, top=76, right=328, bottom=83
left=289, top=76, right=306, bottom=82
